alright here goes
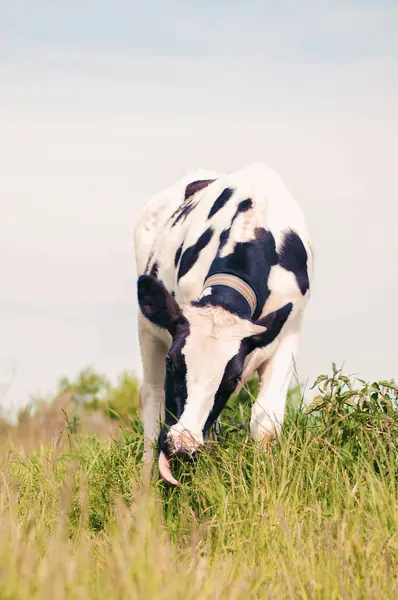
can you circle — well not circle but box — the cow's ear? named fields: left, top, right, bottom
left=244, top=303, right=293, bottom=352
left=137, top=275, right=185, bottom=335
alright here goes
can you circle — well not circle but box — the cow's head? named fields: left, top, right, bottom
left=137, top=274, right=291, bottom=485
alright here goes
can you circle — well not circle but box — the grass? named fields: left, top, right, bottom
left=0, top=366, right=397, bottom=599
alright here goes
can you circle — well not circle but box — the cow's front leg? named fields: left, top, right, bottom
left=138, top=317, right=167, bottom=467
left=250, top=331, right=300, bottom=446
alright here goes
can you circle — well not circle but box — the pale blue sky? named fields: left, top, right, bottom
left=2, top=1, right=398, bottom=60
left=1, top=1, right=397, bottom=418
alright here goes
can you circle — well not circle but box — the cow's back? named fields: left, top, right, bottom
left=135, top=163, right=312, bottom=320
left=134, top=169, right=222, bottom=275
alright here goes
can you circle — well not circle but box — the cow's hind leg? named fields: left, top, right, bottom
left=250, top=329, right=300, bottom=446
left=138, top=316, right=167, bottom=471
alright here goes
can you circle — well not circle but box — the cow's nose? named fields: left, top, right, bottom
left=158, top=426, right=203, bottom=461
left=168, top=430, right=202, bottom=457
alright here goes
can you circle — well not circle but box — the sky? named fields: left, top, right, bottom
left=1, top=0, right=397, bottom=419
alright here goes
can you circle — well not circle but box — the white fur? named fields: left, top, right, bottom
left=134, top=163, right=313, bottom=460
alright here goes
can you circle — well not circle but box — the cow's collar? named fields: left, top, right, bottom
left=200, top=273, right=257, bottom=318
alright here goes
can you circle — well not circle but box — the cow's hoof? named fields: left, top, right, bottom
left=250, top=421, right=280, bottom=451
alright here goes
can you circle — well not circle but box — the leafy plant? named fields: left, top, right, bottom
left=59, top=367, right=111, bottom=407
left=306, top=363, right=398, bottom=471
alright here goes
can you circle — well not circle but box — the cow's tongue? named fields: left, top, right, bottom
left=158, top=451, right=180, bottom=486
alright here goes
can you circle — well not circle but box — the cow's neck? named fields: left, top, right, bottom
left=194, top=273, right=257, bottom=321
left=201, top=227, right=277, bottom=321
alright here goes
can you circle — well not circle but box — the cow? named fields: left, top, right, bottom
left=134, top=163, right=313, bottom=485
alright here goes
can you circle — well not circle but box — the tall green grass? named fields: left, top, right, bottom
left=0, top=366, right=397, bottom=599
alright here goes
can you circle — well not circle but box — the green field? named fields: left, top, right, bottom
left=0, top=366, right=397, bottom=599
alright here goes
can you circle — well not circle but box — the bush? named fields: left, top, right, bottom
left=59, top=367, right=140, bottom=422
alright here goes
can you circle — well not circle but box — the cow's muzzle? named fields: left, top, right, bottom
left=158, top=426, right=203, bottom=486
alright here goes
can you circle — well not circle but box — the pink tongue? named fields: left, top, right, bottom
left=158, top=451, right=181, bottom=486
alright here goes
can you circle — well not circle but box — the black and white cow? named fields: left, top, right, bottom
left=134, top=163, right=313, bottom=485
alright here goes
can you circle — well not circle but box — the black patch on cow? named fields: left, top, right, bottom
left=207, top=187, right=234, bottom=219
left=203, top=349, right=246, bottom=434
left=236, top=198, right=253, bottom=213
left=216, top=198, right=253, bottom=252
left=243, top=303, right=293, bottom=353
left=171, top=200, right=198, bottom=227
left=218, top=227, right=231, bottom=253
left=174, top=243, right=183, bottom=268
left=205, top=226, right=277, bottom=320
left=149, top=261, right=158, bottom=279
left=169, top=179, right=215, bottom=228
left=158, top=321, right=190, bottom=458
left=177, top=227, right=214, bottom=281
left=137, top=275, right=187, bottom=336
left=185, top=179, right=215, bottom=200
left=278, top=229, right=309, bottom=295
left=192, top=286, right=253, bottom=319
